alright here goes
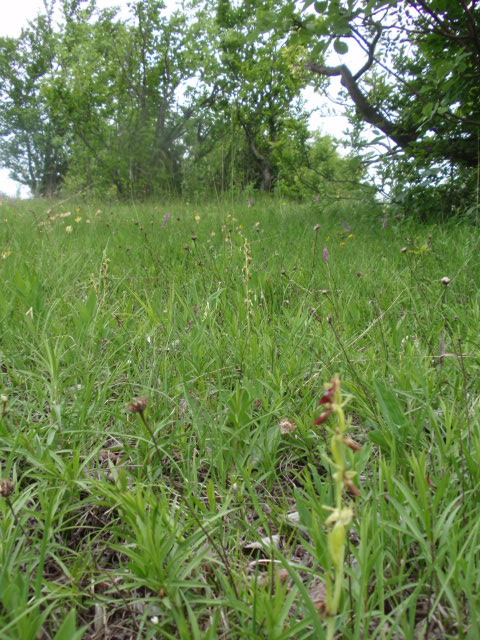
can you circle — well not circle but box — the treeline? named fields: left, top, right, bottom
left=2, top=1, right=479, bottom=219
left=0, top=0, right=368, bottom=201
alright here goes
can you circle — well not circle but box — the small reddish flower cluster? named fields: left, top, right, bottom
left=313, top=377, right=339, bottom=425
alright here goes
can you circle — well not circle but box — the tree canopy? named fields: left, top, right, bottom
left=0, top=0, right=478, bottom=217
left=257, top=0, right=479, bottom=215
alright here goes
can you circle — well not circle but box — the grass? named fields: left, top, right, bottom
left=0, top=195, right=479, bottom=639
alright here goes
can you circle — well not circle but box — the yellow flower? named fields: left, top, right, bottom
left=1, top=250, right=12, bottom=259
left=65, top=225, right=73, bottom=233
left=86, top=218, right=91, bottom=224
left=282, top=201, right=286, bottom=205
left=348, top=233, right=354, bottom=238
left=339, top=241, right=345, bottom=246
left=194, top=214, right=201, bottom=222
left=75, top=216, right=82, bottom=223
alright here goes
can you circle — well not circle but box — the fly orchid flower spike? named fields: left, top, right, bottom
left=313, top=375, right=340, bottom=425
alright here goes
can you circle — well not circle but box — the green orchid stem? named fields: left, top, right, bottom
left=323, top=378, right=351, bottom=640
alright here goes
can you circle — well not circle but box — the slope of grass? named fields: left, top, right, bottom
left=0, top=196, right=479, bottom=639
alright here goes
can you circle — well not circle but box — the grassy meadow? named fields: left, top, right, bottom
left=0, top=196, right=479, bottom=639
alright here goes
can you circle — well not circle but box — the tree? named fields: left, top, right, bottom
left=255, top=1, right=480, bottom=212
left=0, top=10, right=70, bottom=196
left=51, top=0, right=218, bottom=197
left=203, top=0, right=312, bottom=192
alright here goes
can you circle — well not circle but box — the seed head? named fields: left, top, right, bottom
left=126, top=396, right=148, bottom=413
left=279, top=417, right=296, bottom=434
left=0, top=479, right=14, bottom=497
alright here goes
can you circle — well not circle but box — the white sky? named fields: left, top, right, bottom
left=0, top=0, right=349, bottom=197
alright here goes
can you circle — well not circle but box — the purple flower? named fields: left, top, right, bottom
left=162, top=212, right=171, bottom=228
left=323, top=247, right=329, bottom=262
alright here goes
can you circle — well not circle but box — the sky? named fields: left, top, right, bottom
left=0, top=0, right=350, bottom=197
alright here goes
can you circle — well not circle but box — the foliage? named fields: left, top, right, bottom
left=0, top=11, right=69, bottom=196
left=0, top=0, right=367, bottom=201
left=255, top=0, right=480, bottom=217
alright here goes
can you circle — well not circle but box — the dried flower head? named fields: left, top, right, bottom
left=279, top=417, right=296, bottom=434
left=126, top=396, right=148, bottom=413
left=0, top=479, right=14, bottom=497
left=314, top=224, right=320, bottom=232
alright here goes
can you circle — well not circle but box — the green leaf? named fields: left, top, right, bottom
left=333, top=39, right=349, bottom=54
left=373, top=381, right=409, bottom=443
left=53, top=609, right=86, bottom=640
left=314, top=1, right=328, bottom=13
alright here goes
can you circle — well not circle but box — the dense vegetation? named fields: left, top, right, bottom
left=0, top=1, right=479, bottom=638
left=0, top=0, right=479, bottom=218
left=0, top=197, right=479, bottom=638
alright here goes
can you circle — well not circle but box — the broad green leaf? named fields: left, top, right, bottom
left=333, top=38, right=349, bottom=54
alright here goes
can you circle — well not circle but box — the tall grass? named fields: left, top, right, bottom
left=0, top=196, right=478, bottom=638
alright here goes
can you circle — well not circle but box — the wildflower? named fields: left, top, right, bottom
left=1, top=250, right=12, bottom=259
left=440, top=276, right=451, bottom=285
left=348, top=233, right=354, bottom=238
left=314, top=224, right=320, bottom=232
left=65, top=225, right=73, bottom=233
left=162, top=212, right=171, bottom=227
left=313, top=376, right=340, bottom=425
left=58, top=211, right=71, bottom=218
left=282, top=201, right=286, bottom=205
left=323, top=247, right=329, bottom=262
left=325, top=506, right=353, bottom=528
left=343, top=435, right=362, bottom=451
left=194, top=214, right=201, bottom=222
left=126, top=396, right=148, bottom=413
left=400, top=246, right=407, bottom=253
left=75, top=216, right=82, bottom=223
left=86, top=218, right=91, bottom=223
left=339, top=241, right=345, bottom=247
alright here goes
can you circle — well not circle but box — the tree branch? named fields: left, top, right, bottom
left=305, top=61, right=416, bottom=148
